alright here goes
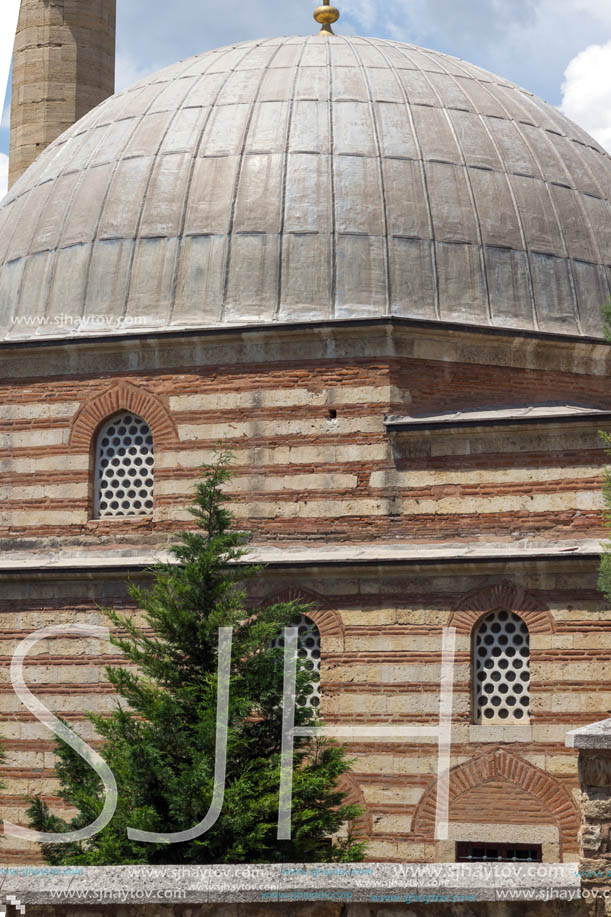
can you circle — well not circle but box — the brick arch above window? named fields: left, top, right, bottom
left=336, top=773, right=373, bottom=839
left=412, top=748, right=579, bottom=852
left=260, top=586, right=345, bottom=642
left=69, top=381, right=178, bottom=452
left=449, top=580, right=554, bottom=635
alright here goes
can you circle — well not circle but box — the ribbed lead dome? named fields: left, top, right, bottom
left=1, top=34, right=610, bottom=341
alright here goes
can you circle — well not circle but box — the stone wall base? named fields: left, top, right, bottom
left=17, top=904, right=596, bottom=917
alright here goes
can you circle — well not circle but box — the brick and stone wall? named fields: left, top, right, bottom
left=0, top=319, right=609, bottom=865
left=11, top=718, right=611, bottom=917
left=0, top=321, right=608, bottom=548
left=1, top=559, right=605, bottom=864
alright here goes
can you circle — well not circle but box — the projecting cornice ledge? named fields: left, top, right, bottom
left=566, top=717, right=611, bottom=750
left=385, top=404, right=611, bottom=432
left=0, top=540, right=602, bottom=575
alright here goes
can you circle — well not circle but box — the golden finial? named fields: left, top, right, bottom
left=314, top=0, right=340, bottom=35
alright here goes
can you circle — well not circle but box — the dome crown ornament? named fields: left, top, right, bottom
left=314, top=0, right=340, bottom=34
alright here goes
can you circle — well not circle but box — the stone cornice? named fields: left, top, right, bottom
left=0, top=539, right=601, bottom=577
left=1, top=317, right=610, bottom=381
left=0, top=862, right=581, bottom=905
left=566, top=718, right=611, bottom=750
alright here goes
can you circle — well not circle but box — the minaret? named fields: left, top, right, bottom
left=9, top=0, right=116, bottom=187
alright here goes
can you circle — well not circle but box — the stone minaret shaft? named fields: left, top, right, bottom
left=9, top=0, right=116, bottom=187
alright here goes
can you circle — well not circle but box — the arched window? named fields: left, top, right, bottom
left=94, top=411, right=154, bottom=519
left=473, top=610, right=530, bottom=724
left=271, top=614, right=321, bottom=712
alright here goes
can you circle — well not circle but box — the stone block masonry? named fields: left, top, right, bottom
left=0, top=559, right=602, bottom=864
left=567, top=718, right=611, bottom=912
left=0, top=319, right=609, bottom=866
left=0, top=322, right=608, bottom=549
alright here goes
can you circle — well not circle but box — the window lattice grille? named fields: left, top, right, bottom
left=473, top=610, right=530, bottom=723
left=94, top=412, right=154, bottom=519
left=271, top=614, right=321, bottom=711
left=456, top=841, right=541, bottom=863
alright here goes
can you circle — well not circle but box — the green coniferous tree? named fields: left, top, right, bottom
left=27, top=455, right=365, bottom=865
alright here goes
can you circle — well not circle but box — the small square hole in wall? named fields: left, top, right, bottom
left=327, top=409, right=337, bottom=419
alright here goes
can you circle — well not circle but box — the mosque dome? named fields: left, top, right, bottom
left=0, top=33, right=610, bottom=341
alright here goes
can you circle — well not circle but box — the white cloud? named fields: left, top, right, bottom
left=574, top=0, right=611, bottom=32
left=0, top=152, right=8, bottom=200
left=560, top=41, right=611, bottom=152
left=115, top=52, right=158, bottom=91
left=346, top=0, right=377, bottom=31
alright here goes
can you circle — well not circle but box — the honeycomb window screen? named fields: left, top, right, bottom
left=94, top=412, right=154, bottom=519
left=473, top=610, right=530, bottom=724
left=271, top=615, right=321, bottom=712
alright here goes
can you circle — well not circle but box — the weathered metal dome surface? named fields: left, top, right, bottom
left=1, top=34, right=610, bottom=341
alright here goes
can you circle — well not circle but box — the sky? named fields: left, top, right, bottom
left=1, top=0, right=611, bottom=195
